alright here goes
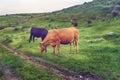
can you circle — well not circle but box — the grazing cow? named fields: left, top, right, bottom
left=39, top=27, right=79, bottom=56
left=29, top=27, right=48, bottom=42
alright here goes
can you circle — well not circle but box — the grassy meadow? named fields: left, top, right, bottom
left=0, top=0, right=120, bottom=79
left=0, top=14, right=120, bottom=80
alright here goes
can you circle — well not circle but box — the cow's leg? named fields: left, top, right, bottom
left=53, top=46, right=56, bottom=55
left=57, top=43, right=60, bottom=56
left=75, top=40, right=78, bottom=53
left=74, top=34, right=79, bottom=53
left=29, top=34, right=32, bottom=43
left=45, top=47, right=47, bottom=52
left=70, top=42, right=72, bottom=53
left=33, top=36, right=35, bottom=42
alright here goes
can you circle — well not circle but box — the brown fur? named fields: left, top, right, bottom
left=39, top=27, right=79, bottom=56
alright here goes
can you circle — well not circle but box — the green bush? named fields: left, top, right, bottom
left=21, top=25, right=30, bottom=31
left=3, top=38, right=12, bottom=43
left=13, top=27, right=20, bottom=31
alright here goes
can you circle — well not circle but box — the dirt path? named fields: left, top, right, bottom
left=0, top=62, right=22, bottom=80
left=0, top=43, right=103, bottom=80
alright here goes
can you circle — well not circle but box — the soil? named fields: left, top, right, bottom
left=0, top=43, right=103, bottom=80
left=0, top=62, right=22, bottom=80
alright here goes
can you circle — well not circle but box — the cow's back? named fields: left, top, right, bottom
left=70, top=27, right=79, bottom=40
left=42, top=27, right=79, bottom=44
left=31, top=27, right=48, bottom=38
left=42, top=29, right=59, bottom=43
left=57, top=28, right=74, bottom=44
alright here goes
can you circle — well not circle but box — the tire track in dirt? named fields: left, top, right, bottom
left=0, top=43, right=103, bottom=80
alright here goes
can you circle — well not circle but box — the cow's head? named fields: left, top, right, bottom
left=39, top=42, right=46, bottom=52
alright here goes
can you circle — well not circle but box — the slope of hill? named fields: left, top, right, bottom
left=0, top=0, right=120, bottom=28
left=56, top=0, right=120, bottom=16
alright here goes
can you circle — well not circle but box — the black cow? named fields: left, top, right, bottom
left=29, top=27, right=48, bottom=42
left=29, top=27, right=48, bottom=52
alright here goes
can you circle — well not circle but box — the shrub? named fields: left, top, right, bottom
left=13, top=27, right=20, bottom=31
left=103, top=32, right=119, bottom=40
left=3, top=38, right=12, bottom=43
left=0, top=27, right=4, bottom=30
left=11, top=24, right=16, bottom=27
left=21, top=25, right=30, bottom=31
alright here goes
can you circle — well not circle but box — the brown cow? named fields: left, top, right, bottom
left=39, top=27, right=79, bottom=56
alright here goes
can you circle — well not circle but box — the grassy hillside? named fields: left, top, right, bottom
left=0, top=17, right=120, bottom=80
left=0, top=0, right=120, bottom=80
left=1, top=0, right=120, bottom=29
left=53, top=0, right=120, bottom=18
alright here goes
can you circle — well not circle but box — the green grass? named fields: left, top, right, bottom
left=0, top=46, right=60, bottom=80
left=0, top=18, right=120, bottom=80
